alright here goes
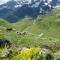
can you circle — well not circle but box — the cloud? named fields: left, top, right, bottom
left=0, top=0, right=10, bottom=5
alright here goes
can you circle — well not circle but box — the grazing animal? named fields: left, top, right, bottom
left=6, top=28, right=13, bottom=31
left=16, top=31, right=27, bottom=35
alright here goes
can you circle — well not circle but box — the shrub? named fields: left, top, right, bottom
left=54, top=51, right=60, bottom=60
left=45, top=53, right=54, bottom=60
left=0, top=32, right=4, bottom=39
left=11, top=48, right=41, bottom=60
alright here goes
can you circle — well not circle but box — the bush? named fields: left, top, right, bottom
left=11, top=48, right=41, bottom=60
left=45, top=53, right=54, bottom=60
left=0, top=32, right=4, bottom=39
left=54, top=51, right=60, bottom=60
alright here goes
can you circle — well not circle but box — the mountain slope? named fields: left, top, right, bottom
left=5, top=8, right=59, bottom=47
left=0, top=8, right=60, bottom=48
left=0, top=0, right=60, bottom=22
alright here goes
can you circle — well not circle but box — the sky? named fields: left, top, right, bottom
left=0, top=0, right=52, bottom=5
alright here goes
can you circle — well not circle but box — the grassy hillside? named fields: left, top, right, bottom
left=9, top=9, right=60, bottom=47
left=0, top=8, right=60, bottom=60
left=0, top=9, right=60, bottom=47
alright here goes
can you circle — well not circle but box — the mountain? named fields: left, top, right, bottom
left=0, top=0, right=60, bottom=22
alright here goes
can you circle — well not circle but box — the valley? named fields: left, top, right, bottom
left=0, top=8, right=60, bottom=60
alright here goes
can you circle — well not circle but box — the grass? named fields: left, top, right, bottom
left=0, top=8, right=60, bottom=60
left=0, top=9, right=60, bottom=48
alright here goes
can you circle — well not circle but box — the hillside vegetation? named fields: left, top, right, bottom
left=0, top=9, right=60, bottom=60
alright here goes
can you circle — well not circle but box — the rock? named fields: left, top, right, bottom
left=2, top=49, right=12, bottom=58
left=0, top=30, right=2, bottom=32
left=38, top=33, right=44, bottom=37
left=41, top=48, right=48, bottom=54
left=17, top=47, right=28, bottom=54
left=12, top=28, right=16, bottom=31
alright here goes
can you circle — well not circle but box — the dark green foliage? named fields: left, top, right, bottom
left=37, top=55, right=44, bottom=60
left=45, top=53, right=54, bottom=60
left=0, top=39, right=12, bottom=48
left=57, top=58, right=60, bottom=60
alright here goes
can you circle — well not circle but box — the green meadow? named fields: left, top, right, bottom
left=0, top=9, right=60, bottom=60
